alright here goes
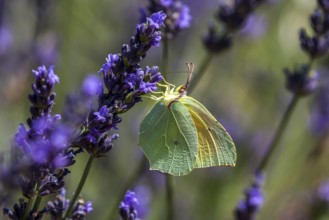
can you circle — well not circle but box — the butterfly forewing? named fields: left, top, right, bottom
left=180, top=96, right=237, bottom=168
left=138, top=100, right=199, bottom=176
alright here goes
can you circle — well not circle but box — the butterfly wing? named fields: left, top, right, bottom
left=138, top=100, right=198, bottom=176
left=180, top=96, right=237, bottom=168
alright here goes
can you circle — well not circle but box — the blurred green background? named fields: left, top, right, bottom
left=1, top=0, right=329, bottom=219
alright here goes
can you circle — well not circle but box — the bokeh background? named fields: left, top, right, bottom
left=1, top=0, right=329, bottom=219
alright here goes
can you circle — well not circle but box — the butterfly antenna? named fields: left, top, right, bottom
left=184, top=62, right=194, bottom=91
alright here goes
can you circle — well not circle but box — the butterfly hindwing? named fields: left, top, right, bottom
left=180, top=96, right=237, bottom=168
left=138, top=100, right=198, bottom=176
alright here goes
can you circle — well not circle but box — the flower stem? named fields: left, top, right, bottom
left=256, top=95, right=300, bottom=172
left=23, top=183, right=38, bottom=220
left=23, top=197, right=34, bottom=220
left=165, top=174, right=174, bottom=220
left=107, top=157, right=147, bottom=220
left=65, top=155, right=94, bottom=219
left=162, top=36, right=169, bottom=79
left=189, top=53, right=213, bottom=94
left=32, top=195, right=42, bottom=213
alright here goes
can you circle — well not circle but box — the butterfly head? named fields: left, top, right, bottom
left=177, top=63, right=194, bottom=95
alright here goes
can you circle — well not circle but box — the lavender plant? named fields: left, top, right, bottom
left=1, top=1, right=329, bottom=220
left=3, top=65, right=78, bottom=219
left=1, top=11, right=165, bottom=220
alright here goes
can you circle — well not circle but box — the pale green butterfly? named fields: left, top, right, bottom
left=138, top=63, right=236, bottom=176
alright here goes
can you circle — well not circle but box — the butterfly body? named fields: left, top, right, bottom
left=138, top=85, right=236, bottom=176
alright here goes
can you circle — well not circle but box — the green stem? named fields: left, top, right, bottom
left=257, top=95, right=300, bottom=172
left=32, top=195, right=42, bottom=213
left=23, top=183, right=38, bottom=220
left=189, top=53, right=213, bottom=94
left=107, top=157, right=147, bottom=220
left=165, top=174, right=174, bottom=220
left=65, top=156, right=94, bottom=219
left=23, top=197, right=34, bottom=220
left=162, top=37, right=169, bottom=79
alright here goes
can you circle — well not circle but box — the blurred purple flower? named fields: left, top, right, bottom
left=119, top=190, right=139, bottom=220
left=202, top=21, right=232, bottom=53
left=204, top=0, right=265, bottom=53
left=142, top=0, right=192, bottom=39
left=309, top=179, right=329, bottom=219
left=299, top=29, right=329, bottom=59
left=15, top=116, right=73, bottom=168
left=240, top=14, right=267, bottom=38
left=81, top=74, right=102, bottom=97
left=284, top=65, right=319, bottom=96
left=235, top=171, right=265, bottom=220
left=309, top=74, right=329, bottom=136
left=62, top=74, right=102, bottom=127
left=318, top=0, right=329, bottom=12
left=34, top=32, right=58, bottom=66
left=160, top=0, right=172, bottom=7
left=134, top=185, right=152, bottom=218
left=317, top=180, right=329, bottom=202
left=0, top=26, right=13, bottom=55
left=299, top=2, right=329, bottom=59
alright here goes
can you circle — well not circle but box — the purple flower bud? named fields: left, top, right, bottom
left=203, top=22, right=233, bottom=53
left=310, top=9, right=329, bottom=35
left=299, top=29, right=329, bottom=58
left=218, top=5, right=247, bottom=31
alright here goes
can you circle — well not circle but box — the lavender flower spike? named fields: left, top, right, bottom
left=73, top=13, right=164, bottom=157
left=9, top=65, right=75, bottom=201
left=29, top=65, right=59, bottom=119
left=235, top=171, right=265, bottom=220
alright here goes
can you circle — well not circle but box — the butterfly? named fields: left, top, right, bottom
left=138, top=63, right=236, bottom=176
